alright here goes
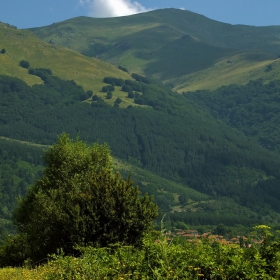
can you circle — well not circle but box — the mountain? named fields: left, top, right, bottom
left=1, top=11, right=280, bottom=232
left=28, top=8, right=280, bottom=91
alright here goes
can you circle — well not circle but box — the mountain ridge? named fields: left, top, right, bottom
left=28, top=8, right=280, bottom=91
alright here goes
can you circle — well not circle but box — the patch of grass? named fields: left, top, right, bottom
left=175, top=52, right=280, bottom=92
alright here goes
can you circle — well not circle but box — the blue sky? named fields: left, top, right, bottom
left=1, top=0, right=280, bottom=29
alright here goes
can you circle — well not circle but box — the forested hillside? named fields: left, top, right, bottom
left=1, top=68, right=280, bottom=230
left=185, top=79, right=280, bottom=153
left=0, top=138, right=43, bottom=241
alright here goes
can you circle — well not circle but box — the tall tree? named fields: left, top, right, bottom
left=12, top=134, right=158, bottom=261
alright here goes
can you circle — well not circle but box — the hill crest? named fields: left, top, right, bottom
left=28, top=8, right=280, bottom=91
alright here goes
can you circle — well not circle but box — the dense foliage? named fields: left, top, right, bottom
left=0, top=139, right=42, bottom=218
left=0, top=138, right=43, bottom=241
left=19, top=60, right=30, bottom=69
left=185, top=79, right=280, bottom=153
left=1, top=72, right=280, bottom=227
left=1, top=225, right=280, bottom=279
left=2, top=134, right=158, bottom=263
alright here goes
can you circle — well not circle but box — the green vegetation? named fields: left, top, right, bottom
left=106, top=91, right=113, bottom=99
left=0, top=134, right=209, bottom=220
left=2, top=9, right=280, bottom=276
left=0, top=138, right=43, bottom=242
left=1, top=71, right=280, bottom=228
left=0, top=23, right=131, bottom=93
left=1, top=225, right=280, bottom=279
left=2, top=8, right=280, bottom=96
left=1, top=9, right=280, bottom=245
left=19, top=60, right=30, bottom=69
left=29, top=9, right=280, bottom=91
left=0, top=135, right=209, bottom=237
left=185, top=79, right=280, bottom=153
left=118, top=65, right=129, bottom=72
left=0, top=134, right=158, bottom=264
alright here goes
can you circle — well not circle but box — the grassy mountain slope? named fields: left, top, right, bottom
left=29, top=9, right=280, bottom=56
left=175, top=52, right=280, bottom=92
left=29, top=9, right=280, bottom=90
left=0, top=22, right=131, bottom=93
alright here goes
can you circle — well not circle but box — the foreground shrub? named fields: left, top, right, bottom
left=1, top=226, right=279, bottom=279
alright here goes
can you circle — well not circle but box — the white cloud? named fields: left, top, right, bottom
left=79, top=0, right=150, bottom=18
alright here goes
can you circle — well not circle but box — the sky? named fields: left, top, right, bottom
left=1, top=0, right=280, bottom=29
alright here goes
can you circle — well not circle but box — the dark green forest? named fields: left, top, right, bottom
left=0, top=138, right=43, bottom=241
left=1, top=70, right=280, bottom=233
left=185, top=79, right=280, bottom=153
